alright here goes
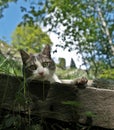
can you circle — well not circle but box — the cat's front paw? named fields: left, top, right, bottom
left=73, top=77, right=88, bottom=89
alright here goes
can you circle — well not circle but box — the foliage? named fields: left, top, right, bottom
left=0, top=53, right=22, bottom=76
left=11, top=24, right=52, bottom=52
left=0, top=41, right=22, bottom=76
left=1, top=0, right=114, bottom=77
left=62, top=101, right=81, bottom=107
left=0, top=0, right=17, bottom=18
left=19, top=0, right=114, bottom=77
left=57, top=58, right=66, bottom=69
left=70, top=58, right=76, bottom=68
left=0, top=1, right=114, bottom=128
left=56, top=67, right=88, bottom=79
left=84, top=111, right=96, bottom=118
left=1, top=114, right=21, bottom=129
left=99, top=68, right=114, bottom=79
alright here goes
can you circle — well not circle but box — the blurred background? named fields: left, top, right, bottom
left=0, top=0, right=114, bottom=80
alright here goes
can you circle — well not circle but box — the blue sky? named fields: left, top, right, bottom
left=0, top=0, right=85, bottom=68
left=0, top=0, right=30, bottom=44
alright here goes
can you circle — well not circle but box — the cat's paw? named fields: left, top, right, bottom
left=73, top=77, right=88, bottom=89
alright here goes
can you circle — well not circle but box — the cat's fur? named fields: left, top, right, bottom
left=20, top=45, right=87, bottom=85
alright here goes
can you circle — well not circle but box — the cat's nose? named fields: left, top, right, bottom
left=39, top=72, right=44, bottom=76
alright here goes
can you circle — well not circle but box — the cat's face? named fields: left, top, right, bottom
left=20, top=45, right=56, bottom=81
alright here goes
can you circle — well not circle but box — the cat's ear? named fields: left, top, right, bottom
left=42, top=45, right=51, bottom=58
left=19, top=50, right=30, bottom=64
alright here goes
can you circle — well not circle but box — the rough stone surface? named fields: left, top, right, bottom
left=78, top=87, right=114, bottom=129
left=1, top=74, right=114, bottom=129
left=92, top=78, right=114, bottom=89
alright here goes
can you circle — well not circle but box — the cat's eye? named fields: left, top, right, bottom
left=42, top=62, right=49, bottom=67
left=28, top=65, right=37, bottom=71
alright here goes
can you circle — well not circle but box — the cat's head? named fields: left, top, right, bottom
left=20, top=45, right=56, bottom=81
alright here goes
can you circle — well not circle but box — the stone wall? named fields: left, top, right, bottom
left=0, top=74, right=114, bottom=129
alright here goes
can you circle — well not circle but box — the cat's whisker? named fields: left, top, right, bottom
left=20, top=45, right=88, bottom=86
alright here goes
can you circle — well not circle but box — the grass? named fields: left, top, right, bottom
left=0, top=53, right=22, bottom=76
left=0, top=49, right=89, bottom=80
left=0, top=52, right=97, bottom=130
left=56, top=67, right=88, bottom=80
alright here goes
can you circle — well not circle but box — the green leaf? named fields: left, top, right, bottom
left=5, top=116, right=15, bottom=128
left=62, top=101, right=81, bottom=107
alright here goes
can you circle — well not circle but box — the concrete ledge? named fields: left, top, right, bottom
left=0, top=74, right=114, bottom=129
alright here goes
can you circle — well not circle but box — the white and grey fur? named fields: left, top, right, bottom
left=20, top=45, right=87, bottom=85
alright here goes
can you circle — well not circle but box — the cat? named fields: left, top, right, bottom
left=20, top=45, right=87, bottom=86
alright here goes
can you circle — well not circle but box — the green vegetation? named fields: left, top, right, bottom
left=62, top=100, right=81, bottom=107
left=0, top=0, right=114, bottom=129
left=57, top=58, right=66, bottom=69
left=0, top=42, right=22, bottom=76
left=0, top=0, right=17, bottom=18
left=0, top=0, right=114, bottom=78
left=21, top=0, right=114, bottom=77
left=56, top=67, right=88, bottom=79
left=1, top=40, right=114, bottom=80
left=0, top=54, right=22, bottom=76
left=11, top=24, right=52, bottom=53
left=99, top=68, right=114, bottom=80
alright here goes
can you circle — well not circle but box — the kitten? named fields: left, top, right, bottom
left=20, top=45, right=87, bottom=86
